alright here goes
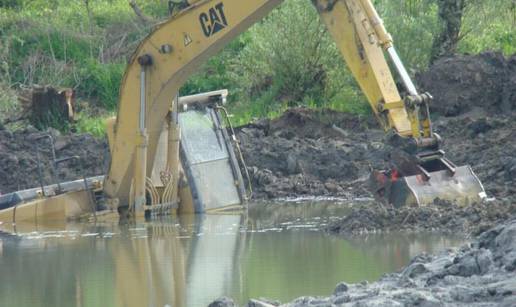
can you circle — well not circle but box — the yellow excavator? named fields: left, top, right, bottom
left=0, top=0, right=486, bottom=224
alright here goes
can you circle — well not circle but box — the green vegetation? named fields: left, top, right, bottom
left=0, top=0, right=514, bottom=134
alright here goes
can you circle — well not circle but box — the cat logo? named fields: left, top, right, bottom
left=199, top=3, right=228, bottom=37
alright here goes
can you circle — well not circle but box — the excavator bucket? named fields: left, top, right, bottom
left=370, top=155, right=486, bottom=208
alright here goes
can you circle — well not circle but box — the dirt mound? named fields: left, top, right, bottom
left=0, top=127, right=109, bottom=194
left=418, top=52, right=516, bottom=116
left=237, top=108, right=386, bottom=199
left=238, top=107, right=516, bottom=202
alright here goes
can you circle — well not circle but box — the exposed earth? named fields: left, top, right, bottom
left=0, top=127, right=109, bottom=194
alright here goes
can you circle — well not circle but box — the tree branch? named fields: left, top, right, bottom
left=129, top=0, right=152, bottom=24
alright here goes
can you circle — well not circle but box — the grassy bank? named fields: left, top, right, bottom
left=0, top=0, right=514, bottom=136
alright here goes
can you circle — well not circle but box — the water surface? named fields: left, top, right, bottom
left=0, top=200, right=465, bottom=307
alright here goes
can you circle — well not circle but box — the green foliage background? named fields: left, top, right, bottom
left=0, top=0, right=514, bottom=134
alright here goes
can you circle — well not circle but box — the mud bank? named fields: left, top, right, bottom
left=0, top=127, right=109, bottom=194
left=418, top=52, right=516, bottom=117
left=210, top=219, right=516, bottom=307
left=327, top=200, right=516, bottom=236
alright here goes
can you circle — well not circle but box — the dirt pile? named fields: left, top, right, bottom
left=237, top=108, right=387, bottom=199
left=0, top=127, right=109, bottom=194
left=238, top=107, right=516, bottom=201
left=211, top=219, right=516, bottom=306
left=418, top=52, right=516, bottom=116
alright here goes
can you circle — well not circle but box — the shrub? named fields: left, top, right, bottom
left=76, top=61, right=125, bottom=110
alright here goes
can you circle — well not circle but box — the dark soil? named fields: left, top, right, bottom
left=0, top=127, right=109, bottom=194
left=238, top=108, right=516, bottom=202
left=237, top=109, right=386, bottom=200
left=418, top=52, right=516, bottom=117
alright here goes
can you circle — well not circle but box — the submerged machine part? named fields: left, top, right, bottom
left=0, top=90, right=250, bottom=224
left=178, top=108, right=246, bottom=213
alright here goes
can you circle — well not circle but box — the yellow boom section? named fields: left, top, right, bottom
left=104, top=0, right=418, bottom=209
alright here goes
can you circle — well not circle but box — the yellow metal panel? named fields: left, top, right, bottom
left=0, top=190, right=94, bottom=224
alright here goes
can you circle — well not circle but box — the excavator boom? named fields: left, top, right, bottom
left=0, top=0, right=486, bottom=224
left=102, top=0, right=484, bottom=212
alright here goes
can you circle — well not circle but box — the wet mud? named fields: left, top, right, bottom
left=327, top=200, right=516, bottom=237
left=0, top=127, right=109, bottom=194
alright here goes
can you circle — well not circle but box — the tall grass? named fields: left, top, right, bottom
left=0, top=0, right=514, bottom=132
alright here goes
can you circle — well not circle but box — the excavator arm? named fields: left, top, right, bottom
left=103, top=0, right=485, bottom=213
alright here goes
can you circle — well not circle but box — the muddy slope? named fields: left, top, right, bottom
left=0, top=127, right=109, bottom=194
left=418, top=52, right=516, bottom=116
left=327, top=199, right=516, bottom=237
left=212, top=219, right=516, bottom=307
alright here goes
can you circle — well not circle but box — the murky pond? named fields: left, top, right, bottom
left=0, top=200, right=465, bottom=307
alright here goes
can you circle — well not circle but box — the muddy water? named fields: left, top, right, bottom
left=0, top=200, right=465, bottom=307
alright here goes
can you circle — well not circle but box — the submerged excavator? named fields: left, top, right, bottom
left=0, top=0, right=486, bottom=224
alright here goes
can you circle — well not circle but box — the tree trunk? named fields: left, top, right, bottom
left=129, top=0, right=153, bottom=24
left=430, top=0, right=467, bottom=64
left=17, top=86, right=75, bottom=130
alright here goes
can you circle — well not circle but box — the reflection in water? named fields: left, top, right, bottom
left=0, top=201, right=465, bottom=307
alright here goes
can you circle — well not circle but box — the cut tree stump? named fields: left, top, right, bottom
left=18, top=85, right=75, bottom=129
